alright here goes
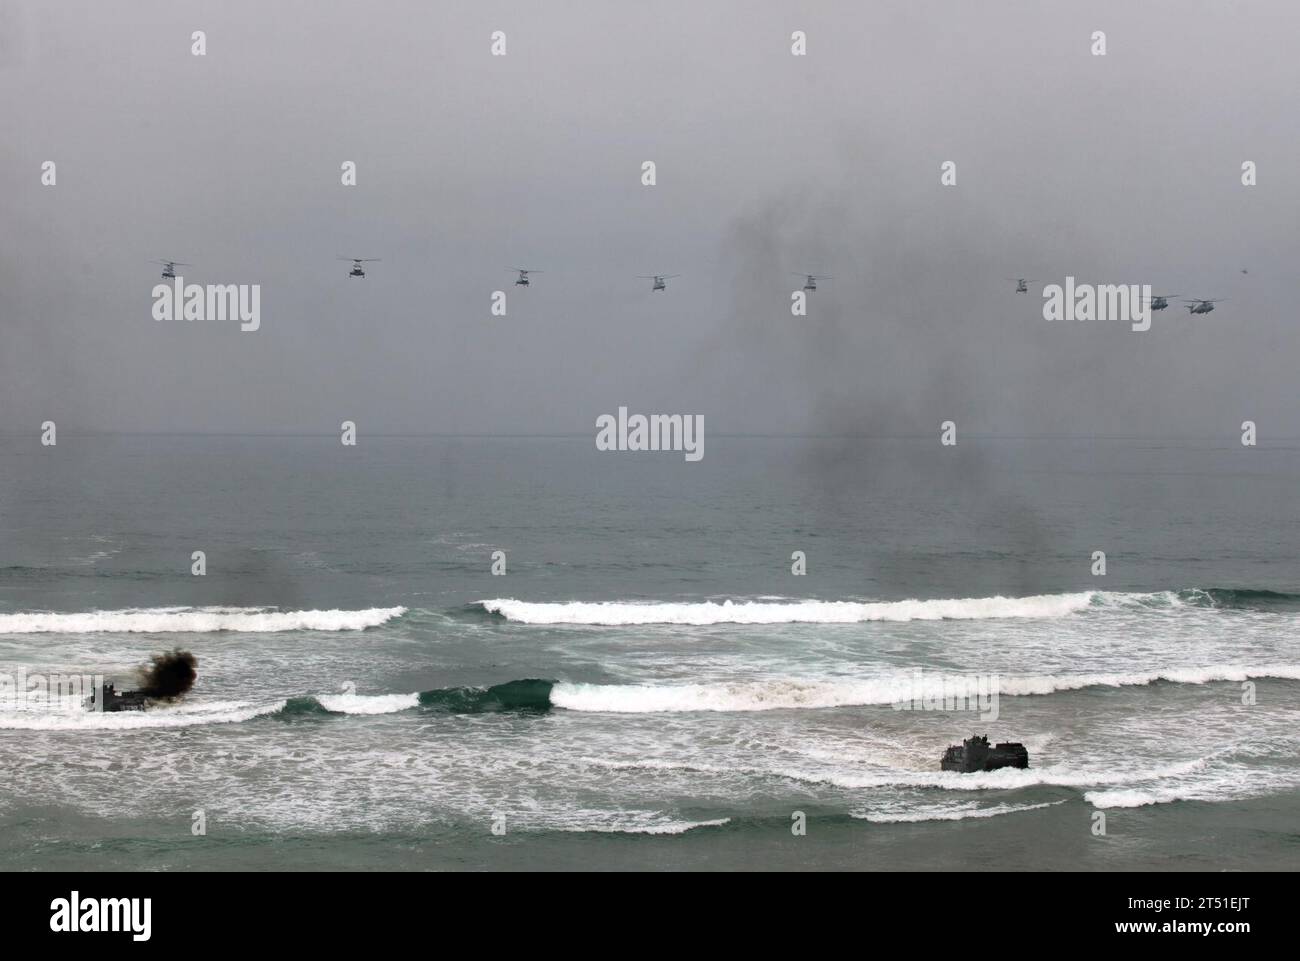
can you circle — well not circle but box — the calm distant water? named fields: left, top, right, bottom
left=1, top=435, right=1298, bottom=870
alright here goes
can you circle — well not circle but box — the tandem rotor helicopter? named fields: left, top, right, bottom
left=340, top=257, right=380, bottom=278
left=153, top=260, right=190, bottom=280
left=512, top=268, right=542, bottom=287
left=794, top=272, right=831, bottom=292
left=638, top=273, right=680, bottom=291
left=1183, top=298, right=1223, bottom=315
left=1013, top=272, right=1229, bottom=318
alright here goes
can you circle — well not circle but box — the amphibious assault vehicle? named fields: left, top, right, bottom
left=940, top=734, right=1029, bottom=773
left=88, top=683, right=151, bottom=712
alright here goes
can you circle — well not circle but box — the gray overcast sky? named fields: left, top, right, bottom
left=1, top=0, right=1297, bottom=436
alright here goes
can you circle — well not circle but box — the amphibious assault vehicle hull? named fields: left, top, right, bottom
left=941, top=734, right=1029, bottom=773
left=87, top=684, right=150, bottom=712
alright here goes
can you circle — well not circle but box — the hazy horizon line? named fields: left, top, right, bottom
left=2, top=430, right=1293, bottom=443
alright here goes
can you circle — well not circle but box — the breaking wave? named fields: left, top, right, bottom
left=269, top=680, right=556, bottom=720
left=853, top=800, right=1066, bottom=823
left=0, top=606, right=407, bottom=634
left=548, top=665, right=1300, bottom=713
left=417, top=679, right=555, bottom=714
left=1189, top=588, right=1300, bottom=610
left=1083, top=787, right=1199, bottom=809
left=559, top=817, right=731, bottom=835
left=0, top=699, right=286, bottom=731
left=476, top=588, right=1300, bottom=625
left=478, top=593, right=1098, bottom=625
left=315, top=691, right=421, bottom=715
left=8, top=665, right=1292, bottom=730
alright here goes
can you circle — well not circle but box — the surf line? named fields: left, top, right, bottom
left=595, top=406, right=703, bottom=462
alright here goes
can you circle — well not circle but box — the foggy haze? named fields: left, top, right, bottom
left=2, top=0, right=1296, bottom=438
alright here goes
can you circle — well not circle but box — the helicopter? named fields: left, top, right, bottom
left=340, top=257, right=380, bottom=278
left=152, top=260, right=190, bottom=280
left=793, top=272, right=831, bottom=292
left=1009, top=278, right=1039, bottom=293
left=638, top=273, right=679, bottom=291
left=1183, top=298, right=1222, bottom=315
left=1142, top=293, right=1179, bottom=311
left=512, top=268, right=542, bottom=287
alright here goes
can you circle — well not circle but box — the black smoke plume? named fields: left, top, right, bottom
left=134, top=649, right=198, bottom=700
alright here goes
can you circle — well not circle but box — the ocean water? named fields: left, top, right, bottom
left=1, top=434, right=1298, bottom=870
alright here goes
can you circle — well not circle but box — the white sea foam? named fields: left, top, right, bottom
left=853, top=800, right=1066, bottom=823
left=0, top=699, right=285, bottom=730
left=560, top=817, right=731, bottom=835
left=1083, top=787, right=1194, bottom=809
left=0, top=606, right=406, bottom=634
left=586, top=755, right=1212, bottom=791
left=479, top=593, right=1099, bottom=625
left=1082, top=767, right=1300, bottom=809
left=996, top=664, right=1300, bottom=695
left=315, top=692, right=419, bottom=715
left=549, top=665, right=1300, bottom=713
left=780, top=760, right=1210, bottom=792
